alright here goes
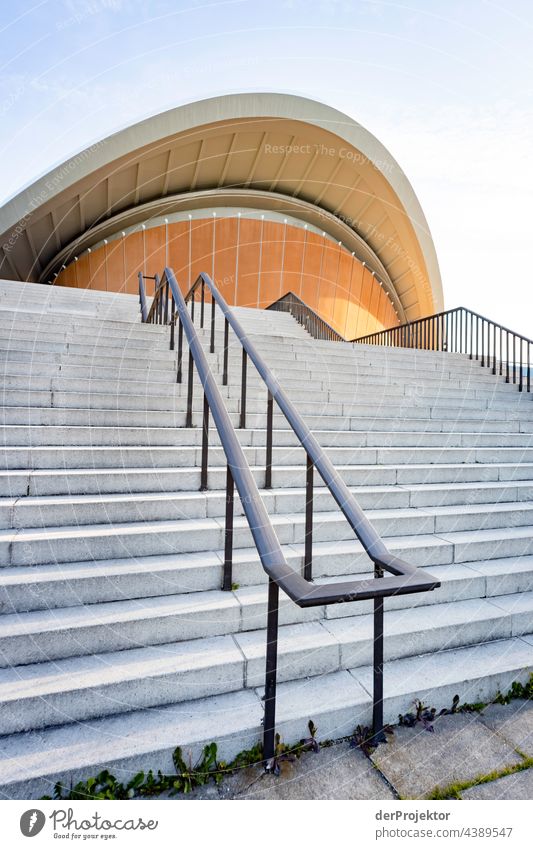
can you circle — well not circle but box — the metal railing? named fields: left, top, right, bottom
left=139, top=268, right=440, bottom=767
left=352, top=306, right=533, bottom=394
left=267, top=291, right=345, bottom=341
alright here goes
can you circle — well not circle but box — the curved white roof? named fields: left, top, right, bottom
left=0, top=93, right=442, bottom=316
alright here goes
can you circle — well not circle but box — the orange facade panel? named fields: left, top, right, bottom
left=213, top=217, right=238, bottom=305
left=257, top=219, right=283, bottom=308
left=54, top=217, right=400, bottom=338
left=279, top=224, right=305, bottom=305
left=236, top=218, right=261, bottom=308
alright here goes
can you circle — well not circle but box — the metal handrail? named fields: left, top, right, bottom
left=351, top=306, right=533, bottom=394
left=187, top=273, right=431, bottom=581
left=139, top=268, right=440, bottom=767
left=267, top=291, right=346, bottom=342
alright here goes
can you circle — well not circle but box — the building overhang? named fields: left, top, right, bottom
left=0, top=92, right=443, bottom=318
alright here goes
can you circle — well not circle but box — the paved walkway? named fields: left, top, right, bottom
left=180, top=699, right=533, bottom=800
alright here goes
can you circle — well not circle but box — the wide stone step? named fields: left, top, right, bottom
left=216, top=348, right=521, bottom=386
left=227, top=379, right=525, bottom=406
left=2, top=483, right=533, bottom=532
left=1, top=379, right=529, bottom=420
left=3, top=460, right=533, bottom=497
left=2, top=476, right=533, bottom=524
left=2, top=443, right=533, bottom=471
left=1, top=522, right=531, bottom=614
left=0, top=312, right=165, bottom=335
left=1, top=634, right=532, bottom=799
left=1, top=525, right=533, bottom=650
left=2, top=403, right=531, bottom=436
left=0, top=336, right=172, bottom=356
left=1, top=424, right=533, bottom=449
left=0, top=505, right=444, bottom=566
left=2, top=384, right=533, bottom=420
left=0, top=348, right=181, bottom=371
left=2, top=592, right=532, bottom=735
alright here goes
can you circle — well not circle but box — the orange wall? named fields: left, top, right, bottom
left=55, top=218, right=399, bottom=338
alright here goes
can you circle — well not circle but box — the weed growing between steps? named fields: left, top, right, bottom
left=40, top=676, right=533, bottom=801
left=349, top=695, right=464, bottom=756
left=41, top=722, right=319, bottom=801
left=350, top=674, right=533, bottom=759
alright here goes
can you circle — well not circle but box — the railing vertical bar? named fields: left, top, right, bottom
left=210, top=296, right=216, bottom=354
left=506, top=331, right=510, bottom=383
left=265, top=392, right=273, bottom=489
left=519, top=339, right=523, bottom=392
left=263, top=578, right=279, bottom=768
left=240, top=349, right=247, bottom=429
left=371, top=563, right=385, bottom=745
left=222, top=465, right=234, bottom=591
left=513, top=336, right=516, bottom=384
left=304, top=455, right=313, bottom=581
left=186, top=349, right=194, bottom=428
left=222, top=318, right=229, bottom=386
left=200, top=393, right=209, bottom=490
left=200, top=279, right=205, bottom=329
left=177, top=318, right=183, bottom=383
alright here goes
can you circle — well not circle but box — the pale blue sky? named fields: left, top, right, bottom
left=0, top=0, right=532, bottom=334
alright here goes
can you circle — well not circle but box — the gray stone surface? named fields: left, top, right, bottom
left=237, top=744, right=396, bottom=800
left=171, top=743, right=396, bottom=800
left=479, top=699, right=533, bottom=757
left=461, top=768, right=533, bottom=800
left=370, top=713, right=523, bottom=799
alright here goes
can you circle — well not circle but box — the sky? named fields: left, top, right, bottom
left=0, top=0, right=532, bottom=335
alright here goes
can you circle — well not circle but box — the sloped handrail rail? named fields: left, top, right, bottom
left=266, top=291, right=346, bottom=342
left=187, top=273, right=433, bottom=582
left=139, top=268, right=440, bottom=767
left=351, top=306, right=532, bottom=393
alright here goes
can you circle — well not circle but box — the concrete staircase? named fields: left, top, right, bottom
left=1, top=277, right=532, bottom=798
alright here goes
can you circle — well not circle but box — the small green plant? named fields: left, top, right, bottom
left=43, top=742, right=254, bottom=801
left=494, top=674, right=533, bottom=705
left=350, top=724, right=376, bottom=756
left=42, top=721, right=320, bottom=800
left=265, top=721, right=320, bottom=776
left=398, top=699, right=437, bottom=731
left=231, top=582, right=240, bottom=590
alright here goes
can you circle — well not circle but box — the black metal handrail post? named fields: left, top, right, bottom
left=372, top=563, right=385, bottom=745
left=138, top=272, right=148, bottom=322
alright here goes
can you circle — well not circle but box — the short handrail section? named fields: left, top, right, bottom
left=267, top=291, right=346, bottom=342
left=352, top=306, right=533, bottom=394
left=139, top=268, right=440, bottom=767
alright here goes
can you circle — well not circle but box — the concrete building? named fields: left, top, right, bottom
left=0, top=94, right=532, bottom=801
left=0, top=93, right=443, bottom=339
